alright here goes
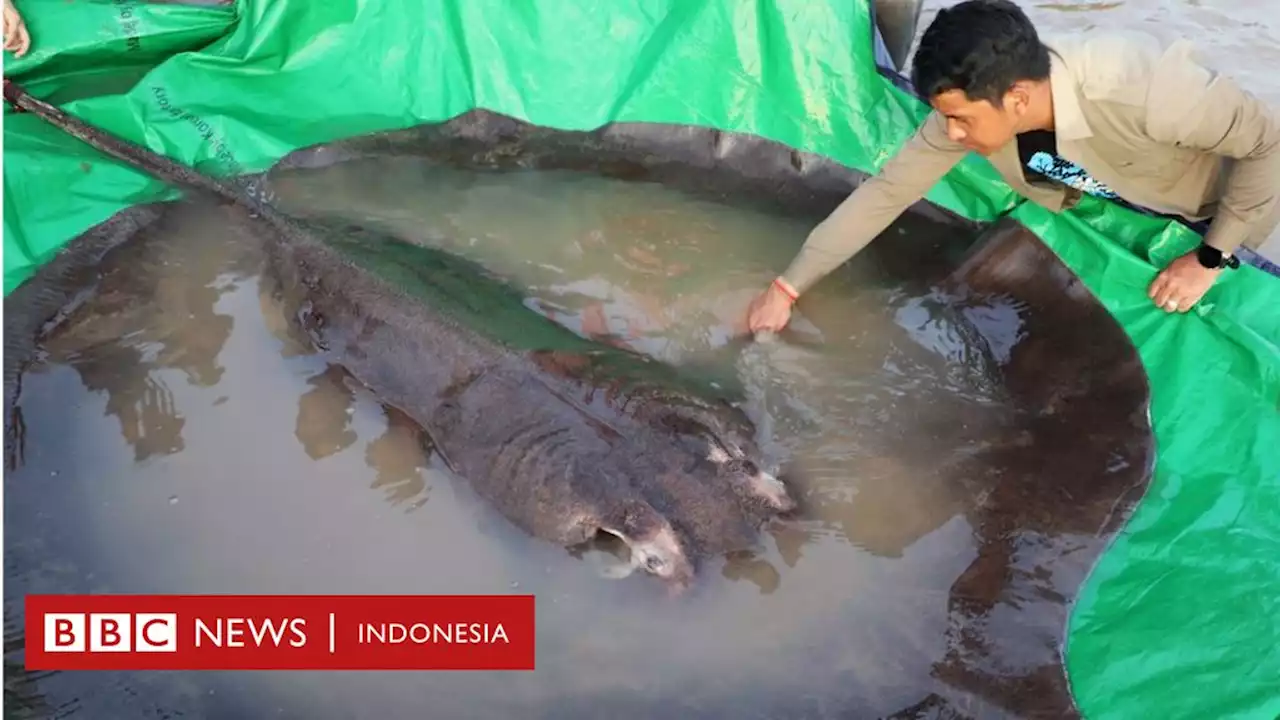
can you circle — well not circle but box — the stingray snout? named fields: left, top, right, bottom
left=598, top=500, right=697, bottom=588
left=706, top=445, right=797, bottom=514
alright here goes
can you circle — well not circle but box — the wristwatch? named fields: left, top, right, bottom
left=1196, top=243, right=1240, bottom=270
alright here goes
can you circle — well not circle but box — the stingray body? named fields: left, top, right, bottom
left=262, top=215, right=795, bottom=589
left=2, top=81, right=794, bottom=590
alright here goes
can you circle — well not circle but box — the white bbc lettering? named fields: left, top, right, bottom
left=89, top=613, right=132, bottom=652
left=42, top=613, right=177, bottom=653
left=44, top=614, right=85, bottom=652
left=134, top=614, right=177, bottom=652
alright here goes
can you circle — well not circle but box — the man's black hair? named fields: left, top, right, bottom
left=910, top=0, right=1052, bottom=106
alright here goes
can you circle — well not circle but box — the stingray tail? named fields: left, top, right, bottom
left=3, top=79, right=261, bottom=215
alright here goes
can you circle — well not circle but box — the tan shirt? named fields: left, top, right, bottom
left=780, top=30, right=1280, bottom=294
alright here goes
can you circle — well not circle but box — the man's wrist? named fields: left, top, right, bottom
left=1201, top=213, right=1252, bottom=266
left=772, top=277, right=799, bottom=304
left=1195, top=243, right=1241, bottom=270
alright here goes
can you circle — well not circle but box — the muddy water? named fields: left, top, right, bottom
left=7, top=163, right=1036, bottom=718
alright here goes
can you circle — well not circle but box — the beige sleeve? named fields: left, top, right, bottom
left=779, top=111, right=969, bottom=294
left=1146, top=43, right=1280, bottom=254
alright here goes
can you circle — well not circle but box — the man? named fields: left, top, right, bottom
left=747, top=0, right=1280, bottom=332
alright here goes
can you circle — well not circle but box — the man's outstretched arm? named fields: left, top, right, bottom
left=746, top=111, right=969, bottom=332
left=777, top=111, right=970, bottom=297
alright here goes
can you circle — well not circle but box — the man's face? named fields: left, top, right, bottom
left=930, top=89, right=1020, bottom=156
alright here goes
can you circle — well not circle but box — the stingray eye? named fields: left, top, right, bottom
left=644, top=554, right=667, bottom=573
left=705, top=443, right=733, bottom=465
left=661, top=412, right=712, bottom=438
left=661, top=413, right=721, bottom=457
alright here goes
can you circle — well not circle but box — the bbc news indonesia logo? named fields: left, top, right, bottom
left=25, top=594, right=535, bottom=671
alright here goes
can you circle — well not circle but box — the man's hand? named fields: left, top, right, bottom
left=745, top=279, right=796, bottom=333
left=1148, top=249, right=1223, bottom=313
left=4, top=0, right=31, bottom=58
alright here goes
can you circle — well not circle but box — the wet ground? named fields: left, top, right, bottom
left=3, top=151, right=1108, bottom=718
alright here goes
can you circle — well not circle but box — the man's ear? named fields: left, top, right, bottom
left=1005, top=82, right=1034, bottom=119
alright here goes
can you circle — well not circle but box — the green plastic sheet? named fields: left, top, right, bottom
left=3, top=1, right=1278, bottom=717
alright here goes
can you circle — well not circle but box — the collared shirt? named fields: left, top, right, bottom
left=780, top=29, right=1280, bottom=294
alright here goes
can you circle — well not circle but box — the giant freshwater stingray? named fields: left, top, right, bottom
left=4, top=81, right=1157, bottom=718
left=1, top=81, right=797, bottom=591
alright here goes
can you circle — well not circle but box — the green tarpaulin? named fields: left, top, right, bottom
left=3, top=0, right=1278, bottom=717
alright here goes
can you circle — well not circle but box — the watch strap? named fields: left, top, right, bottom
left=1197, top=244, right=1240, bottom=270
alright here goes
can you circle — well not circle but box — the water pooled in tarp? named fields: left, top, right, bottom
left=6, top=156, right=1134, bottom=719
left=263, top=154, right=1012, bottom=406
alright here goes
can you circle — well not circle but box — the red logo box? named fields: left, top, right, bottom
left=25, top=595, right=536, bottom=671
